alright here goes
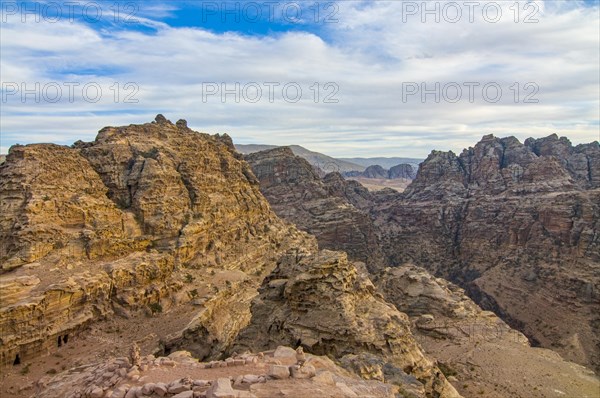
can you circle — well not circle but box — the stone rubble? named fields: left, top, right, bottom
left=36, top=346, right=398, bottom=398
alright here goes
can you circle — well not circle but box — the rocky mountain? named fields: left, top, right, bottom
left=244, top=147, right=386, bottom=272
left=1, top=116, right=474, bottom=398
left=375, top=265, right=600, bottom=398
left=344, top=164, right=418, bottom=180
left=0, top=115, right=313, bottom=378
left=244, top=134, right=600, bottom=394
left=233, top=250, right=461, bottom=398
left=378, top=134, right=600, bottom=372
left=388, top=164, right=418, bottom=179
left=2, top=120, right=598, bottom=398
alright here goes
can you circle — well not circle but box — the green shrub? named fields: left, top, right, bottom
left=148, top=302, right=163, bottom=315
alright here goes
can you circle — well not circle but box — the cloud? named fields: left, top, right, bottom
left=0, top=0, right=598, bottom=158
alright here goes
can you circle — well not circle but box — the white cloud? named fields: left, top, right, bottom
left=0, top=0, right=598, bottom=158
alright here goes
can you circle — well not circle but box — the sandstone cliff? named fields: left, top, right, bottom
left=375, top=265, right=600, bottom=398
left=1, top=117, right=462, bottom=398
left=378, top=134, right=600, bottom=372
left=0, top=115, right=313, bottom=370
left=244, top=147, right=386, bottom=271
left=245, top=134, right=600, bottom=378
left=233, top=250, right=461, bottom=398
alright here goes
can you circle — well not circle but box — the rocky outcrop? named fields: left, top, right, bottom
left=377, top=134, right=600, bottom=372
left=244, top=147, right=386, bottom=271
left=35, top=346, right=398, bottom=398
left=404, top=134, right=598, bottom=199
left=362, top=165, right=388, bottom=179
left=0, top=115, right=313, bottom=368
left=388, top=164, right=417, bottom=180
left=233, top=250, right=461, bottom=397
left=375, top=265, right=600, bottom=398
left=245, top=133, right=600, bottom=373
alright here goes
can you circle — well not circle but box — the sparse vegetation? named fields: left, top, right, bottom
left=438, top=361, right=458, bottom=378
left=184, top=273, right=195, bottom=283
left=148, top=302, right=163, bottom=315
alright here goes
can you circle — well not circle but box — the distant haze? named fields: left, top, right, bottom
left=339, top=157, right=422, bottom=170
left=235, top=143, right=424, bottom=173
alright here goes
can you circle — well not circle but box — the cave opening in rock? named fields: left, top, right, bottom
left=63, top=334, right=69, bottom=344
left=13, top=354, right=20, bottom=365
left=57, top=336, right=62, bottom=347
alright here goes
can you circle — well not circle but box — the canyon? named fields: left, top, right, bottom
left=1, top=117, right=598, bottom=398
left=244, top=135, right=600, bottom=378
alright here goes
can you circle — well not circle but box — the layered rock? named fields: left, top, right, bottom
left=233, top=250, right=461, bottom=397
left=378, top=134, right=600, bottom=372
left=245, top=134, right=600, bottom=373
left=244, top=147, right=386, bottom=271
left=375, top=265, right=600, bottom=398
left=0, top=115, right=313, bottom=369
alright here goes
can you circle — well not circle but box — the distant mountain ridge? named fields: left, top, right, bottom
left=235, top=144, right=366, bottom=172
left=344, top=164, right=418, bottom=180
left=339, top=156, right=422, bottom=169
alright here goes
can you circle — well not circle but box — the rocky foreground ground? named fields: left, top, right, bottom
left=35, top=346, right=400, bottom=398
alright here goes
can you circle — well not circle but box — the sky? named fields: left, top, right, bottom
left=1, top=0, right=599, bottom=158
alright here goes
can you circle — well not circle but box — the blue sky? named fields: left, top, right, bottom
left=1, top=0, right=599, bottom=157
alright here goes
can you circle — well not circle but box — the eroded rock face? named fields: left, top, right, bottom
left=233, top=250, right=461, bottom=398
left=0, top=143, right=146, bottom=272
left=0, top=116, right=313, bottom=368
left=377, top=134, right=600, bottom=372
left=375, top=265, right=600, bottom=398
left=244, top=147, right=386, bottom=271
left=245, top=134, right=600, bottom=374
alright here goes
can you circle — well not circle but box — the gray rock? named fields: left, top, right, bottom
left=268, top=365, right=290, bottom=380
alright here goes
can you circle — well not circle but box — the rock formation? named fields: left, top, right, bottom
left=244, top=147, right=386, bottom=271
left=376, top=134, right=600, bottom=372
left=2, top=120, right=598, bottom=398
left=0, top=115, right=313, bottom=369
left=388, top=164, right=417, bottom=180
left=245, top=134, right=600, bottom=375
left=233, top=250, right=461, bottom=398
left=375, top=265, right=600, bottom=398
left=362, top=165, right=388, bottom=179
left=343, top=163, right=417, bottom=180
